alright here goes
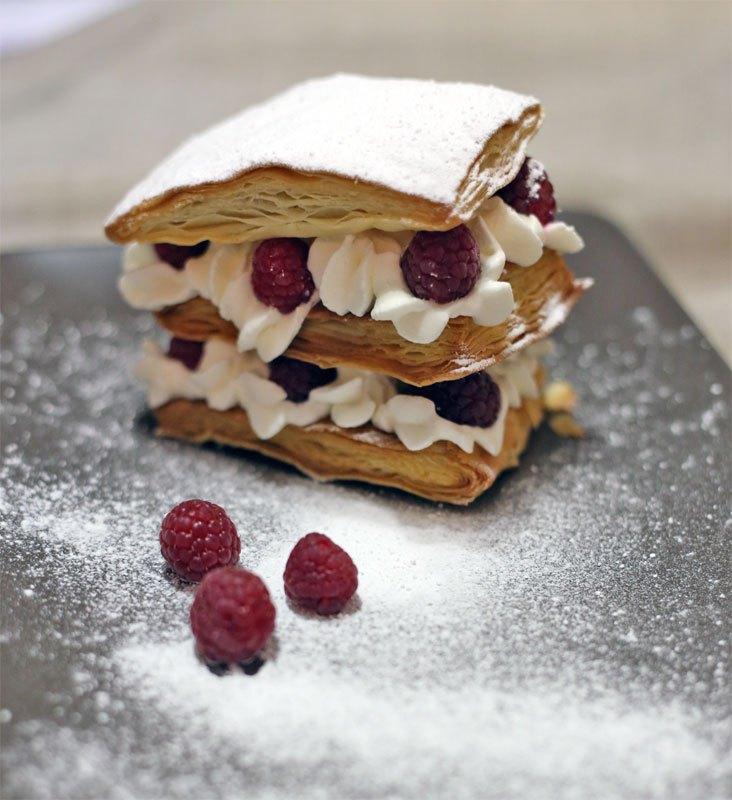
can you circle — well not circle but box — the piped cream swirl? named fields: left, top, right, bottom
left=136, top=339, right=393, bottom=440
left=120, top=243, right=318, bottom=361
left=371, top=342, right=549, bottom=454
left=308, top=221, right=513, bottom=345
left=309, top=197, right=582, bottom=344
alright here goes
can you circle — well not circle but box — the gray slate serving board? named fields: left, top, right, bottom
left=1, top=214, right=730, bottom=800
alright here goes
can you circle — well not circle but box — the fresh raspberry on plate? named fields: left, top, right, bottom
left=498, top=157, right=556, bottom=225
left=154, top=241, right=210, bottom=270
left=190, top=567, right=276, bottom=664
left=268, top=356, right=337, bottom=402
left=284, top=532, right=358, bottom=615
left=160, top=499, right=240, bottom=582
left=400, top=224, right=481, bottom=304
left=167, top=337, right=204, bottom=371
left=405, top=372, right=501, bottom=428
left=251, top=238, right=314, bottom=314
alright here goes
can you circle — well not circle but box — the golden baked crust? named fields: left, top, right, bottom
left=155, top=249, right=588, bottom=386
left=153, top=393, right=544, bottom=505
left=105, top=114, right=539, bottom=245
left=104, top=75, right=542, bottom=245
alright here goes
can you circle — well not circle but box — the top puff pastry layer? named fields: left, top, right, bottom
left=106, top=74, right=542, bottom=245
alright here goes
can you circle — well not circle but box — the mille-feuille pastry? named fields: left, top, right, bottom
left=107, top=74, right=589, bottom=504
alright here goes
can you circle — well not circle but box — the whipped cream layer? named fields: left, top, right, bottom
left=309, top=199, right=580, bottom=344
left=138, top=338, right=550, bottom=454
left=372, top=341, right=550, bottom=454
left=120, top=198, right=582, bottom=355
left=120, top=242, right=318, bottom=362
left=137, top=339, right=394, bottom=440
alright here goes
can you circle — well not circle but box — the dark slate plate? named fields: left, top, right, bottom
left=1, top=214, right=730, bottom=800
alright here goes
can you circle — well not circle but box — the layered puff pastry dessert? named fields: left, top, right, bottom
left=107, top=74, right=590, bottom=504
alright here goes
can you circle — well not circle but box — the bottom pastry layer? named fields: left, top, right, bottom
left=153, top=393, right=545, bottom=505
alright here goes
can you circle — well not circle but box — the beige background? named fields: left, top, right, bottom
left=1, top=0, right=730, bottom=362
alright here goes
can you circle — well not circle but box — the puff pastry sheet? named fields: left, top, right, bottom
left=105, top=75, right=541, bottom=245
left=153, top=393, right=545, bottom=505
left=155, top=250, right=587, bottom=385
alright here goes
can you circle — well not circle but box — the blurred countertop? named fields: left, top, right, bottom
left=1, top=0, right=730, bottom=362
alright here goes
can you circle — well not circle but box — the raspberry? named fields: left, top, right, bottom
left=167, top=337, right=204, bottom=371
left=404, top=372, right=501, bottom=428
left=154, top=241, right=210, bottom=270
left=498, top=157, right=556, bottom=225
left=190, top=567, right=276, bottom=664
left=284, top=533, right=358, bottom=615
left=400, top=225, right=480, bottom=304
left=268, top=356, right=337, bottom=403
left=251, top=238, right=314, bottom=314
left=160, top=499, right=240, bottom=582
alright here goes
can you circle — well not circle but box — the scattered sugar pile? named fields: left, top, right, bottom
left=1, top=268, right=730, bottom=799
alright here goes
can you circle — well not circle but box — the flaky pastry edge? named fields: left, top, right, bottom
left=152, top=381, right=544, bottom=506
left=105, top=107, right=542, bottom=245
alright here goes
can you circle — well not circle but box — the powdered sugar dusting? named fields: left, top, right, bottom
left=108, top=74, right=539, bottom=224
left=526, top=157, right=547, bottom=201
left=2, top=244, right=730, bottom=799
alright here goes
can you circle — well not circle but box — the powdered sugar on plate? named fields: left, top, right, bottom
left=1, top=239, right=730, bottom=799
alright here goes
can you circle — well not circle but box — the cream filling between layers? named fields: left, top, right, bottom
left=137, top=339, right=394, bottom=440
left=373, top=341, right=550, bottom=454
left=119, top=198, right=582, bottom=357
left=120, top=243, right=319, bottom=362
left=309, top=198, right=581, bottom=344
left=138, top=339, right=550, bottom=454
